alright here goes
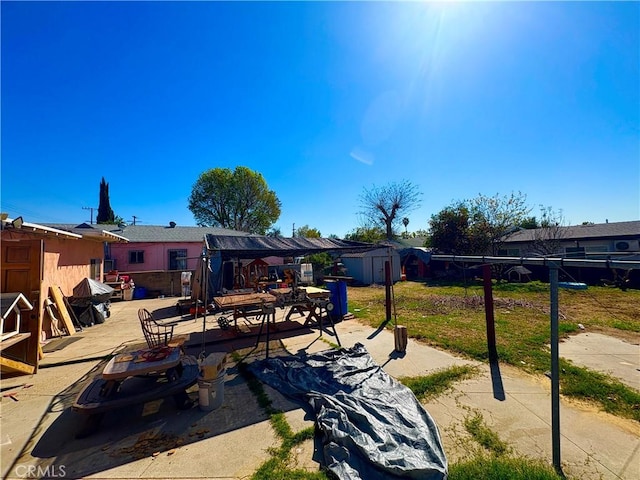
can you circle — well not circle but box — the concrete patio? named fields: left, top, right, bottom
left=1, top=296, right=638, bottom=480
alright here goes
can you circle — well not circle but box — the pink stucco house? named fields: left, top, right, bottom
left=101, top=223, right=250, bottom=298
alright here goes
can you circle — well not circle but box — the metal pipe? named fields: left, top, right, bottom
left=431, top=255, right=640, bottom=269
left=549, top=263, right=562, bottom=475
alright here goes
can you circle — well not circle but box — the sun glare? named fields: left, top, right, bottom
left=380, top=2, right=504, bottom=115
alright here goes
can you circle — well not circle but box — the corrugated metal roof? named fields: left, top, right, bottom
left=503, top=220, right=639, bottom=243
left=341, top=247, right=397, bottom=258
left=4, top=219, right=82, bottom=239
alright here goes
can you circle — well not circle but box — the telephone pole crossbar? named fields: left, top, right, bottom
left=82, top=206, right=97, bottom=224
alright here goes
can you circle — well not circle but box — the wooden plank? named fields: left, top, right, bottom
left=0, top=355, right=36, bottom=375
left=63, top=296, right=81, bottom=330
left=0, top=332, right=31, bottom=351
left=214, top=293, right=275, bottom=309
left=44, top=298, right=64, bottom=337
left=49, top=286, right=76, bottom=336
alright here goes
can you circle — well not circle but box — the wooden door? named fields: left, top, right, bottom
left=1, top=239, right=43, bottom=303
left=1, top=239, right=43, bottom=374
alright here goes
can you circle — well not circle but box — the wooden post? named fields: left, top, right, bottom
left=385, top=261, right=392, bottom=322
left=394, top=325, right=407, bottom=353
left=482, top=264, right=497, bottom=361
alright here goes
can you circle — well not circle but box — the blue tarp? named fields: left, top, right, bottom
left=249, top=343, right=448, bottom=480
left=399, top=247, right=433, bottom=266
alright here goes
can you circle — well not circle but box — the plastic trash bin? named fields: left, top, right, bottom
left=198, top=368, right=226, bottom=411
left=325, top=280, right=348, bottom=318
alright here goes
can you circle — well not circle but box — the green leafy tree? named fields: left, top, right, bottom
left=429, top=192, right=532, bottom=256
left=519, top=216, right=539, bottom=229
left=266, top=226, right=282, bottom=237
left=344, top=225, right=386, bottom=243
left=466, top=191, right=532, bottom=256
left=188, top=166, right=281, bottom=234
left=427, top=203, right=473, bottom=254
left=295, top=225, right=331, bottom=274
left=295, top=225, right=321, bottom=238
left=358, top=180, right=422, bottom=240
left=97, top=177, right=118, bottom=224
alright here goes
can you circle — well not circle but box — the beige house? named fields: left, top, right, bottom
left=501, top=220, right=640, bottom=258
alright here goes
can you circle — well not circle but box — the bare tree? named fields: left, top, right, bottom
left=358, top=180, right=422, bottom=240
left=529, top=206, right=567, bottom=256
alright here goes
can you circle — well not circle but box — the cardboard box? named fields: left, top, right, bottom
left=199, top=352, right=227, bottom=380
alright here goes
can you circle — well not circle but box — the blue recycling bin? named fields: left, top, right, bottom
left=325, top=280, right=348, bottom=318
left=133, top=287, right=147, bottom=300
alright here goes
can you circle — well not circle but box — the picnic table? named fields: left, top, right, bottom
left=72, top=346, right=198, bottom=437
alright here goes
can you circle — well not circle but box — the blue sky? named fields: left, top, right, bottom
left=2, top=1, right=638, bottom=237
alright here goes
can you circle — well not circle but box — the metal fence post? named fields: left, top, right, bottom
left=549, top=263, right=562, bottom=475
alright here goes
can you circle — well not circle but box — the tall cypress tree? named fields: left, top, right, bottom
left=96, top=177, right=116, bottom=224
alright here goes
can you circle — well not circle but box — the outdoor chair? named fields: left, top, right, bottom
left=138, top=308, right=177, bottom=349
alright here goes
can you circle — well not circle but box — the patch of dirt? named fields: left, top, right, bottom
left=416, top=294, right=552, bottom=316
left=560, top=396, right=640, bottom=436
left=585, top=326, right=640, bottom=345
left=109, top=432, right=184, bottom=460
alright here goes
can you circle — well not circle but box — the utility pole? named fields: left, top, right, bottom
left=132, top=215, right=139, bottom=225
left=292, top=223, right=295, bottom=237
left=82, top=206, right=96, bottom=224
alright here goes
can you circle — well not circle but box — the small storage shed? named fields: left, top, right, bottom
left=398, top=247, right=433, bottom=280
left=339, top=248, right=401, bottom=285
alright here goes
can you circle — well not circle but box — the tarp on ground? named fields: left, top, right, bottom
left=249, top=343, right=448, bottom=480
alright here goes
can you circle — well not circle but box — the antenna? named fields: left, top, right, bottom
left=82, top=206, right=97, bottom=224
